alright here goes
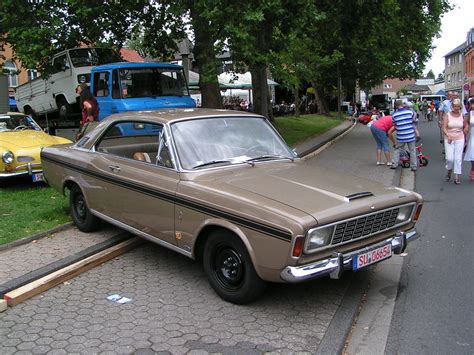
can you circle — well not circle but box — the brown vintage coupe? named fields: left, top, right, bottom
left=41, top=108, right=423, bottom=304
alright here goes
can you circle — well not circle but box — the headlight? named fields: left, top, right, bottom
left=305, top=225, right=334, bottom=253
left=2, top=151, right=14, bottom=164
left=396, top=205, right=413, bottom=223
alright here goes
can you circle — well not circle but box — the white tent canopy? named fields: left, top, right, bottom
left=188, top=71, right=278, bottom=89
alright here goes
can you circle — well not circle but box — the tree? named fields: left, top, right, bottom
left=426, top=69, right=435, bottom=79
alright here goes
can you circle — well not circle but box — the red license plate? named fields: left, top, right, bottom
left=353, top=243, right=392, bottom=270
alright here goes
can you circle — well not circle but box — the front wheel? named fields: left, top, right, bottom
left=203, top=231, right=266, bottom=304
left=58, top=97, right=73, bottom=120
left=420, top=157, right=428, bottom=166
left=69, top=184, right=100, bottom=232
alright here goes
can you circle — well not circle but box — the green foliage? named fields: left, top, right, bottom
left=0, top=182, right=70, bottom=245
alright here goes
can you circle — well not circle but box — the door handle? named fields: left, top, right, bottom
left=108, top=165, right=121, bottom=172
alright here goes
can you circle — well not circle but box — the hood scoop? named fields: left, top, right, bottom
left=345, top=191, right=374, bottom=201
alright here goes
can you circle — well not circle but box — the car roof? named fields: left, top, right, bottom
left=104, top=108, right=264, bottom=124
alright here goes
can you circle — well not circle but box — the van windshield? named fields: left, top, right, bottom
left=118, top=67, right=189, bottom=98
left=69, top=48, right=122, bottom=68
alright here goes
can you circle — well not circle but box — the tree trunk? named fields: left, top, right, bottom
left=313, top=83, right=330, bottom=116
left=250, top=64, right=270, bottom=120
left=293, top=87, right=300, bottom=117
left=191, top=10, right=222, bottom=109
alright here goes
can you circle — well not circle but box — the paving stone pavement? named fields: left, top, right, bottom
left=0, top=224, right=121, bottom=284
left=0, top=120, right=403, bottom=354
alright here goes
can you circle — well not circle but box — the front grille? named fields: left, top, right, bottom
left=331, top=208, right=400, bottom=245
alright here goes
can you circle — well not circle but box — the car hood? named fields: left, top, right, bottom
left=187, top=161, right=414, bottom=222
left=0, top=131, right=71, bottom=149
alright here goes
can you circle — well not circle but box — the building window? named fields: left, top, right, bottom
left=458, top=72, right=462, bottom=81
left=27, top=69, right=38, bottom=81
left=4, top=60, right=18, bottom=87
left=459, top=53, right=463, bottom=63
left=447, top=57, right=451, bottom=66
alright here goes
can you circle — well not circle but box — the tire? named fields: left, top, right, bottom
left=402, top=161, right=410, bottom=168
left=69, top=184, right=100, bottom=232
left=421, top=157, right=428, bottom=166
left=57, top=97, right=73, bottom=120
left=24, top=106, right=37, bottom=120
left=203, top=231, right=266, bottom=304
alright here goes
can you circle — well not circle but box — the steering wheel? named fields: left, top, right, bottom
left=14, top=125, right=28, bottom=131
left=243, top=144, right=268, bottom=156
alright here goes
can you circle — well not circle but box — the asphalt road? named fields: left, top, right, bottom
left=385, top=118, right=474, bottom=354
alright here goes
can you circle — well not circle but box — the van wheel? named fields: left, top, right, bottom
left=203, top=231, right=266, bottom=304
left=58, top=97, right=73, bottom=120
left=69, top=184, right=100, bottom=232
left=24, top=106, right=37, bottom=120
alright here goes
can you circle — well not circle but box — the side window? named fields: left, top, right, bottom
left=93, top=72, right=110, bottom=97
left=95, top=121, right=173, bottom=168
left=52, top=54, right=70, bottom=73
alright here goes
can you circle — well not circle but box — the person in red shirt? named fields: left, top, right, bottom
left=370, top=115, right=396, bottom=165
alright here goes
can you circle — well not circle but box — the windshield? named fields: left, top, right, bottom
left=0, top=114, right=42, bottom=132
left=170, top=116, right=294, bottom=170
left=69, top=48, right=122, bottom=68
left=119, top=68, right=189, bottom=98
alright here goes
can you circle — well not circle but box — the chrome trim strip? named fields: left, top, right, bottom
left=0, top=168, right=42, bottom=177
left=90, top=209, right=193, bottom=258
left=281, top=229, right=418, bottom=282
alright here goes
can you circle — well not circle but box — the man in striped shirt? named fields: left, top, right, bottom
left=388, top=100, right=417, bottom=171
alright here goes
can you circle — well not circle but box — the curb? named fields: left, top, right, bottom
left=0, top=231, right=131, bottom=298
left=0, top=222, right=74, bottom=252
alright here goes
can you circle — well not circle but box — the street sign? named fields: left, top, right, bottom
left=463, top=83, right=470, bottom=91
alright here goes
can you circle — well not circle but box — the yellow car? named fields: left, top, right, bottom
left=0, top=112, right=72, bottom=182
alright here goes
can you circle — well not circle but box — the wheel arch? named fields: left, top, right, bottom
left=193, top=221, right=260, bottom=275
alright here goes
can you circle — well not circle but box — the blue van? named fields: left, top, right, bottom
left=90, top=62, right=196, bottom=120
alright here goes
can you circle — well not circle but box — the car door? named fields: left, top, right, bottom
left=89, top=120, right=178, bottom=246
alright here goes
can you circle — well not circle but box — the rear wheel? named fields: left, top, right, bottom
left=24, top=106, right=37, bottom=120
left=203, top=231, right=266, bottom=304
left=69, top=184, right=100, bottom=232
left=57, top=97, right=73, bottom=120
left=402, top=161, right=410, bottom=168
left=420, top=157, right=428, bottom=166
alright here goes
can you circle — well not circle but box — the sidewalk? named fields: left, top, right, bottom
left=0, top=118, right=413, bottom=354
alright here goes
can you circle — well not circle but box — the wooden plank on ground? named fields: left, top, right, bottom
left=4, top=237, right=142, bottom=307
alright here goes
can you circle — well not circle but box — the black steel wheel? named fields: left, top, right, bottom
left=203, top=231, right=266, bottom=304
left=69, top=184, right=100, bottom=232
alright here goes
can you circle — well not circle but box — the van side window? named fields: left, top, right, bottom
left=93, top=72, right=110, bottom=97
left=52, top=54, right=70, bottom=74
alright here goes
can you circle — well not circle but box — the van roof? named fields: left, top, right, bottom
left=91, top=61, right=183, bottom=71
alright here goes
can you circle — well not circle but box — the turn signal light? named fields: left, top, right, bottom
left=292, top=237, right=304, bottom=257
left=413, top=204, right=423, bottom=221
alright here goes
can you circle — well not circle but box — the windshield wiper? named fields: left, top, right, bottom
left=245, top=155, right=294, bottom=163
left=192, top=160, right=232, bottom=170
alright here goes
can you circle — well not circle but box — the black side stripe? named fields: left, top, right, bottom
left=43, top=155, right=292, bottom=242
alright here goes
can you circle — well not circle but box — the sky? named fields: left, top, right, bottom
left=423, top=0, right=474, bottom=77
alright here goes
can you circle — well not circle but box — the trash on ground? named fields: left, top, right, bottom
left=107, top=294, right=132, bottom=304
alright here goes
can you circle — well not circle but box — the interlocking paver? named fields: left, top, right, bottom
left=0, top=224, right=121, bottom=284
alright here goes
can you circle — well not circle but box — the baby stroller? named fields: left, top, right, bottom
left=399, top=142, right=429, bottom=168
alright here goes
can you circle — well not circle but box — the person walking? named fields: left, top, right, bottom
left=370, top=115, right=396, bottom=165
left=463, top=99, right=474, bottom=180
left=442, top=98, right=467, bottom=184
left=388, top=100, right=418, bottom=171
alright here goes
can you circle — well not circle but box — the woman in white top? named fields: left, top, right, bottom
left=463, top=99, right=474, bottom=180
left=442, top=99, right=467, bottom=184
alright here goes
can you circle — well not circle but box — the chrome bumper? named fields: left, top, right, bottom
left=280, top=229, right=419, bottom=282
left=0, top=163, right=42, bottom=178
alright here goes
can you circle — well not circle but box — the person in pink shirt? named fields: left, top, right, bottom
left=370, top=115, right=396, bottom=165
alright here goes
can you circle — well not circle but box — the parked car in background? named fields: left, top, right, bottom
left=0, top=112, right=72, bottom=183
left=41, top=108, right=423, bottom=304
